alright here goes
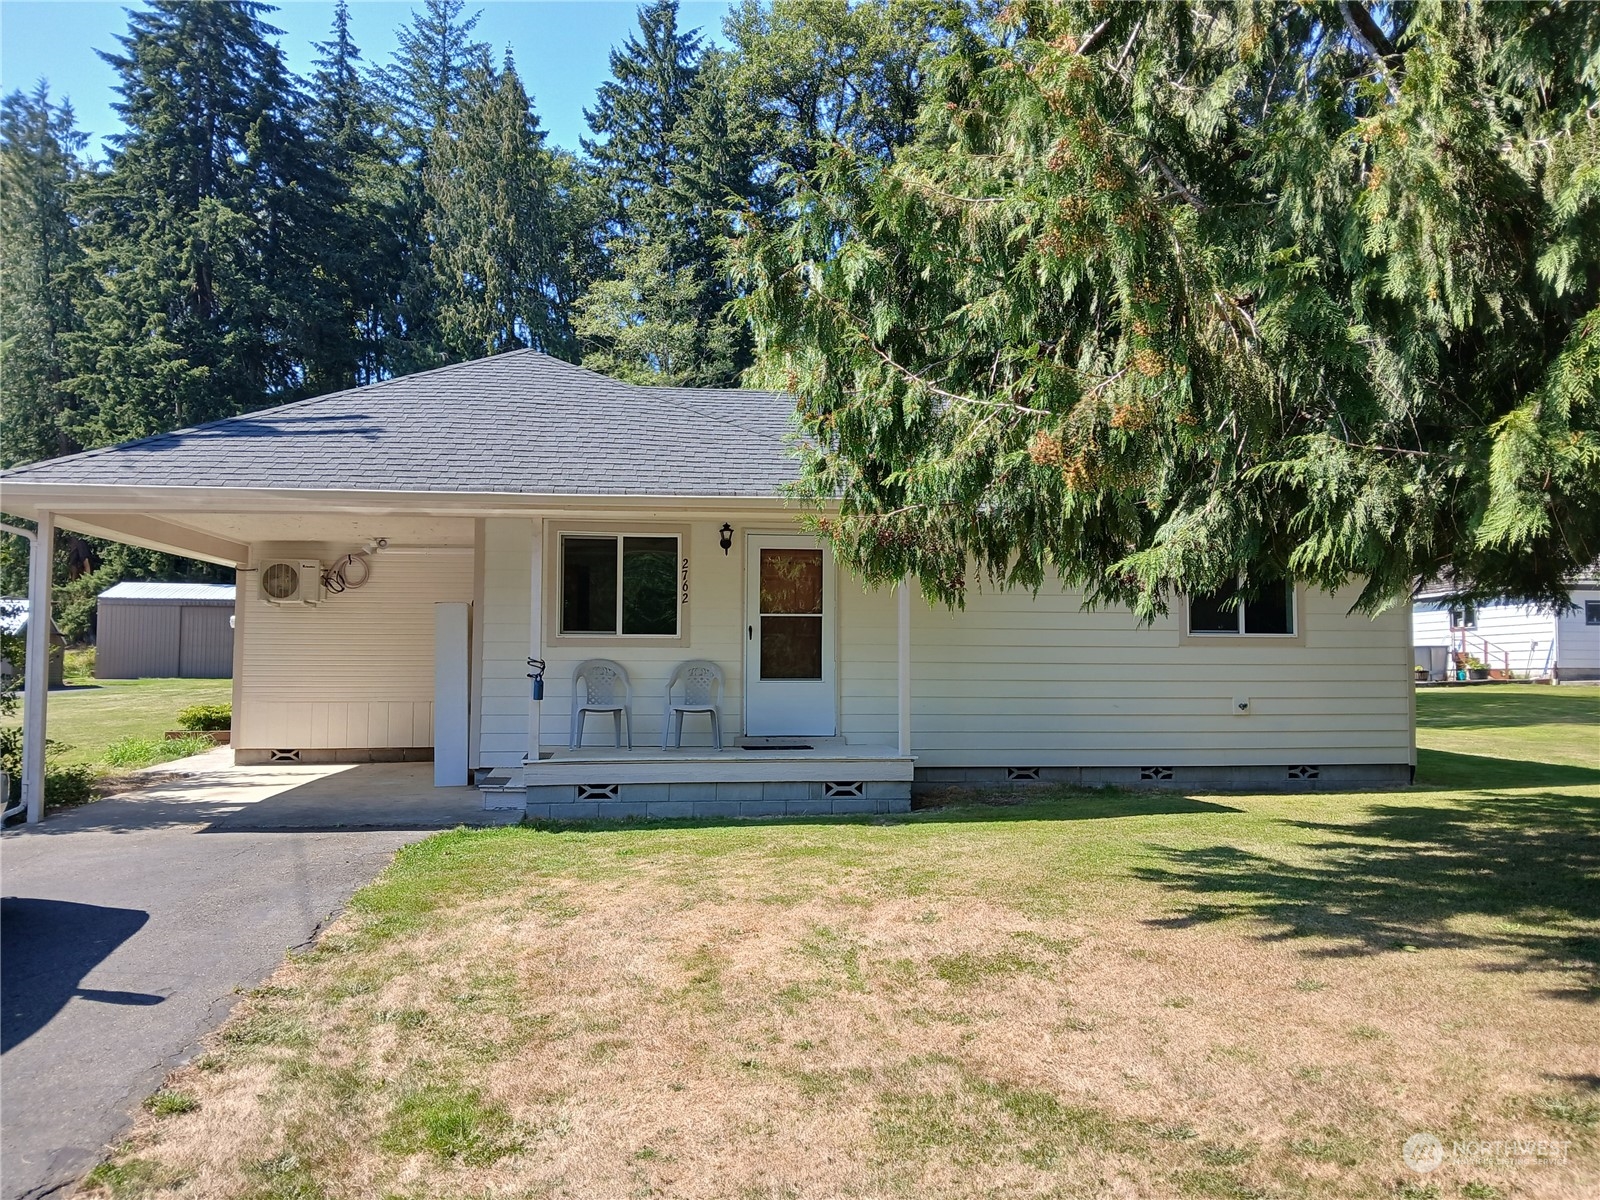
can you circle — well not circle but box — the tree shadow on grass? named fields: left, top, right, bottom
left=1136, top=790, right=1600, bottom=1001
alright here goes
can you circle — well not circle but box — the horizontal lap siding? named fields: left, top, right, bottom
left=839, top=579, right=1411, bottom=768
left=1556, top=589, right=1600, bottom=672
left=476, top=517, right=759, bottom=764
left=1413, top=600, right=1561, bottom=675
left=238, top=549, right=472, bottom=750
left=541, top=519, right=747, bottom=753
left=476, top=515, right=1412, bottom=768
left=477, top=518, right=533, bottom=767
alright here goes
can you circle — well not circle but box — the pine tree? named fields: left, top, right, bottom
left=545, top=150, right=609, bottom=360
left=68, top=0, right=329, bottom=441
left=0, top=83, right=87, bottom=468
left=743, top=1, right=1600, bottom=613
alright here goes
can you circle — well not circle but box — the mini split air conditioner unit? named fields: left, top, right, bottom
left=259, top=560, right=323, bottom=606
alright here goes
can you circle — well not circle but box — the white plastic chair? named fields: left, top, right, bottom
left=570, top=659, right=633, bottom=750
left=662, top=660, right=724, bottom=751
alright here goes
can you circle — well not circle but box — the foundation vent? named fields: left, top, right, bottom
left=577, top=783, right=620, bottom=801
left=269, top=749, right=302, bottom=763
left=823, top=781, right=865, bottom=799
left=1287, top=765, right=1321, bottom=781
left=1139, top=766, right=1176, bottom=782
left=1005, top=767, right=1041, bottom=782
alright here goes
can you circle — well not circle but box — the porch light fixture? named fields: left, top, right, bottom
left=719, top=523, right=734, bottom=554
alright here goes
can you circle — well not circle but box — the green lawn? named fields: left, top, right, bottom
left=2, top=676, right=231, bottom=768
left=1417, top=683, right=1600, bottom=781
left=85, top=686, right=1599, bottom=1200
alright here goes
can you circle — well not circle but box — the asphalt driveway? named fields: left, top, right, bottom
left=1, top=756, right=513, bottom=1200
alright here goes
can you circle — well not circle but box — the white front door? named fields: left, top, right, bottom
left=744, top=534, right=837, bottom=737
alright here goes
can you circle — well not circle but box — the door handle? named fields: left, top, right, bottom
left=748, top=625, right=753, bottom=640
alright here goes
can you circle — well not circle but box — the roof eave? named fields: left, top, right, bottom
left=0, top=480, right=814, bottom=516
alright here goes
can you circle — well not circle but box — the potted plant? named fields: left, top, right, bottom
left=1463, top=655, right=1490, bottom=681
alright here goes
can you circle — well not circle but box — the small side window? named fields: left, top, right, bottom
left=1585, top=601, right=1600, bottom=626
left=1449, top=603, right=1478, bottom=630
left=1187, top=578, right=1295, bottom=637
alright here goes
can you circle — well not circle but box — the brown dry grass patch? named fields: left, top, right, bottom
left=83, top=781, right=1599, bottom=1200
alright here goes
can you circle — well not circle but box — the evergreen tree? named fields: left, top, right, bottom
left=583, top=0, right=702, bottom=230
left=545, top=150, right=609, bottom=358
left=376, top=0, right=493, bottom=371
left=724, top=0, right=966, bottom=176
left=576, top=233, right=738, bottom=384
left=68, top=0, right=329, bottom=441
left=0, top=83, right=87, bottom=468
left=578, top=4, right=762, bottom=385
left=380, top=0, right=491, bottom=145
left=427, top=55, right=569, bottom=357
left=744, top=0, right=1600, bottom=614
left=309, top=0, right=404, bottom=385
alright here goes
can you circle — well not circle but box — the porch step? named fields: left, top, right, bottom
left=474, top=768, right=517, bottom=790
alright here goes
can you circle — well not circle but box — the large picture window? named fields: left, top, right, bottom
left=1188, top=578, right=1296, bottom=637
left=560, top=534, right=679, bottom=637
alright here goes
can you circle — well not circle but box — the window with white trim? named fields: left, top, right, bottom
left=560, top=533, right=680, bottom=637
left=1586, top=600, right=1600, bottom=626
left=1188, top=578, right=1295, bottom=637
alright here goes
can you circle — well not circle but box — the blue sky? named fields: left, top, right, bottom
left=0, top=0, right=736, bottom=157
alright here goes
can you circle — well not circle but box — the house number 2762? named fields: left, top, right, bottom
left=681, top=557, right=689, bottom=606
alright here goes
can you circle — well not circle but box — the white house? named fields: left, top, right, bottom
left=0, top=598, right=66, bottom=689
left=0, top=351, right=1415, bottom=821
left=1412, top=582, right=1600, bottom=681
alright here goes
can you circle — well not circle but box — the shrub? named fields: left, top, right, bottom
left=103, top=735, right=215, bottom=770
left=175, top=702, right=231, bottom=731
left=46, top=764, right=98, bottom=808
left=63, top=647, right=95, bottom=681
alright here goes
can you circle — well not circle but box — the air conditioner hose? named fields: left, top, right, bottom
left=321, top=552, right=371, bottom=594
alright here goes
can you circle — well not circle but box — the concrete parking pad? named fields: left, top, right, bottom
left=0, top=756, right=514, bottom=1200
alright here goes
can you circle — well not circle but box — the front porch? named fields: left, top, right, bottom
left=481, top=738, right=915, bottom=820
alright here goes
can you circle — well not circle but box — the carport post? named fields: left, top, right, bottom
left=22, top=510, right=54, bottom=824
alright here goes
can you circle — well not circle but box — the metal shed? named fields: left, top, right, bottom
left=95, top=581, right=236, bottom=679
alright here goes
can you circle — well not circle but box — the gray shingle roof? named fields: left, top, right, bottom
left=1, top=351, right=801, bottom=498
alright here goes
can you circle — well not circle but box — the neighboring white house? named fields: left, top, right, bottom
left=1412, top=582, right=1600, bottom=681
left=0, top=598, right=66, bottom=689
left=0, top=351, right=1416, bottom=818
